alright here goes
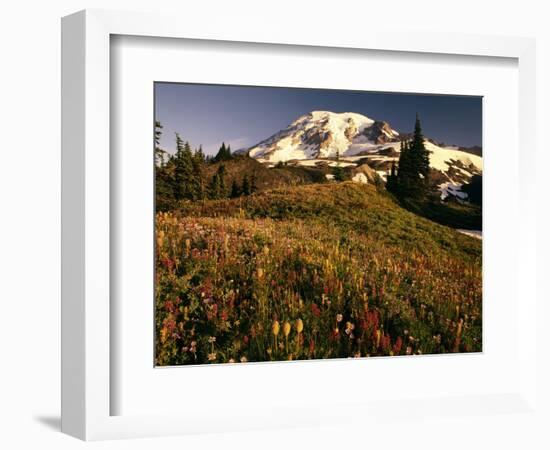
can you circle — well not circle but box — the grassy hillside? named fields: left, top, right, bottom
left=155, top=182, right=482, bottom=365
left=204, top=156, right=482, bottom=230
left=204, top=155, right=330, bottom=192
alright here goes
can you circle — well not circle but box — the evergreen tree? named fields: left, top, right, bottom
left=218, top=164, right=227, bottom=196
left=154, top=120, right=162, bottom=146
left=386, top=160, right=397, bottom=193
left=333, top=165, right=345, bottom=182
left=154, top=123, right=175, bottom=211
left=155, top=165, right=175, bottom=211
left=195, top=144, right=205, bottom=162
left=398, top=139, right=416, bottom=194
left=242, top=175, right=251, bottom=196
left=409, top=114, right=431, bottom=183
left=389, top=114, right=432, bottom=199
left=230, top=179, right=241, bottom=198
left=209, top=165, right=227, bottom=199
left=250, top=172, right=258, bottom=194
left=214, top=143, right=225, bottom=162
left=154, top=121, right=167, bottom=166
left=214, top=142, right=233, bottom=162
left=333, top=149, right=345, bottom=181
left=208, top=174, right=219, bottom=199
left=173, top=133, right=193, bottom=200
left=462, top=174, right=482, bottom=205
left=190, top=145, right=206, bottom=200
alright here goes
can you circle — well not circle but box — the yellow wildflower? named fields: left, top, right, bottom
left=283, top=321, right=291, bottom=337
left=296, top=318, right=304, bottom=334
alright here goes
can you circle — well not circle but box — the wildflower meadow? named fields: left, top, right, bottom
left=155, top=182, right=482, bottom=365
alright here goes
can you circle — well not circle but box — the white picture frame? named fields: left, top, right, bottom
left=61, top=9, right=538, bottom=441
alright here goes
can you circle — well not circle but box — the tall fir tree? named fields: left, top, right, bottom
left=154, top=120, right=167, bottom=166
left=386, top=160, right=397, bottom=193
left=388, top=114, right=431, bottom=199
left=209, top=164, right=227, bottom=199
left=154, top=121, right=175, bottom=210
left=173, top=133, right=194, bottom=200
left=190, top=145, right=206, bottom=200
left=409, top=113, right=431, bottom=183
left=398, top=139, right=416, bottom=195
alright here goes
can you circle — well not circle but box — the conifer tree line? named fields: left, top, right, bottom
left=386, top=114, right=432, bottom=200
left=155, top=121, right=257, bottom=210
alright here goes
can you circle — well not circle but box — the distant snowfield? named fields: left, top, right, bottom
left=424, top=141, right=483, bottom=173
left=281, top=145, right=481, bottom=175
left=262, top=143, right=482, bottom=200
left=287, top=159, right=357, bottom=168
left=456, top=229, right=482, bottom=239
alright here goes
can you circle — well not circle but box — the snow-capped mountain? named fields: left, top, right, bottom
left=245, top=111, right=482, bottom=200
left=248, top=111, right=399, bottom=162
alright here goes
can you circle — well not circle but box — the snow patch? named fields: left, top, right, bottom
left=456, top=229, right=482, bottom=239
left=351, top=173, right=368, bottom=184
left=439, top=181, right=468, bottom=200
left=292, top=159, right=357, bottom=168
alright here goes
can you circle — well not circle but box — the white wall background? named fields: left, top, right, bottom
left=0, top=1, right=548, bottom=449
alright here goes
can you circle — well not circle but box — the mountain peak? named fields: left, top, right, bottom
left=248, top=110, right=398, bottom=162
left=294, top=110, right=375, bottom=128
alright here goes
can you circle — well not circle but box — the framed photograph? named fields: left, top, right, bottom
left=62, top=9, right=538, bottom=440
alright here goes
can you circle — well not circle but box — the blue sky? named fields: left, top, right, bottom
left=155, top=82, right=482, bottom=156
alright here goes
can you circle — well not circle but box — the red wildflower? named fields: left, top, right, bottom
left=163, top=317, right=176, bottom=333
left=392, top=336, right=403, bottom=355
left=382, top=334, right=391, bottom=352
left=206, top=303, right=218, bottom=321
left=365, top=310, right=379, bottom=331
left=162, top=257, right=175, bottom=271
left=311, top=303, right=321, bottom=317
left=164, top=300, right=175, bottom=313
